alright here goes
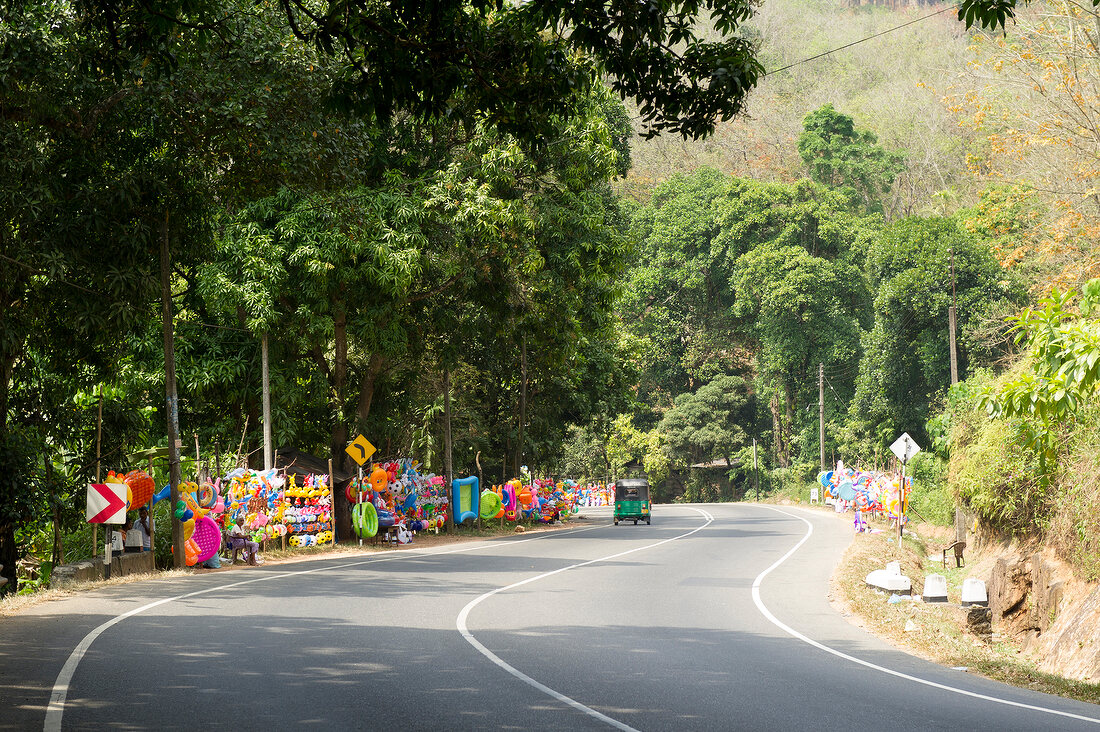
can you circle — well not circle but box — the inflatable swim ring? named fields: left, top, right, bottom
left=352, top=501, right=378, bottom=538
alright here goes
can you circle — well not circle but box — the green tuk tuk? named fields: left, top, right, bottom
left=613, top=478, right=651, bottom=525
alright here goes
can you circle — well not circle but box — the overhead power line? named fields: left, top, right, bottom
left=766, top=4, right=959, bottom=76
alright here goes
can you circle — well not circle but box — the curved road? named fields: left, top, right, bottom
left=2, top=504, right=1098, bottom=730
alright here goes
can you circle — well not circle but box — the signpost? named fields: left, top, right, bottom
left=889, top=432, right=921, bottom=541
left=346, top=436, right=376, bottom=546
left=87, top=481, right=127, bottom=579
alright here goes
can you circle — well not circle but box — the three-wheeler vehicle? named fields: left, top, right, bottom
left=613, top=478, right=651, bottom=525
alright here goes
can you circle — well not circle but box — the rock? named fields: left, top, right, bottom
left=49, top=560, right=99, bottom=588
left=1037, top=585, right=1100, bottom=682
left=988, top=556, right=1031, bottom=637
left=49, top=552, right=155, bottom=588
left=966, top=606, right=993, bottom=641
left=1031, top=553, right=1063, bottom=633
left=905, top=619, right=919, bottom=632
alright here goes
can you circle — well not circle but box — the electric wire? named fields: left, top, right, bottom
left=765, top=4, right=960, bottom=76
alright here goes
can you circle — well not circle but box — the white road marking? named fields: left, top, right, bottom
left=750, top=505, right=1100, bottom=726
left=457, top=508, right=714, bottom=732
left=43, top=523, right=600, bottom=732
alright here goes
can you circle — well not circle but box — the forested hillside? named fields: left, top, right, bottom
left=597, top=0, right=1100, bottom=578
left=622, top=0, right=978, bottom=219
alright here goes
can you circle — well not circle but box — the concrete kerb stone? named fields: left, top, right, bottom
left=50, top=552, right=155, bottom=588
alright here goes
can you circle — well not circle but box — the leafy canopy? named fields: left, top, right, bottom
left=798, top=104, right=906, bottom=215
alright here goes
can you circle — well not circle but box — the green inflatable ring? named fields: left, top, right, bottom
left=352, top=501, right=378, bottom=538
left=479, top=490, right=502, bottom=520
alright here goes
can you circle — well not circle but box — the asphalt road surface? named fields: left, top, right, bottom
left=2, top=504, right=1099, bottom=730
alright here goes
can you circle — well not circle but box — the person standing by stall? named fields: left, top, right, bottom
left=135, top=506, right=151, bottom=552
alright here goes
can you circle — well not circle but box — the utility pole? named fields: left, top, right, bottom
left=518, top=335, right=527, bottom=478
left=94, top=385, right=102, bottom=558
left=948, top=248, right=959, bottom=386
left=753, top=438, right=758, bottom=502
left=949, top=248, right=963, bottom=541
left=444, top=368, right=454, bottom=534
left=819, top=362, right=825, bottom=472
left=160, top=212, right=184, bottom=568
left=262, top=332, right=273, bottom=470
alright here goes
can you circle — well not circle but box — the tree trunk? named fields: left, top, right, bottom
left=0, top=328, right=23, bottom=591
left=328, top=304, right=351, bottom=543
left=0, top=523, right=16, bottom=594
left=770, top=393, right=791, bottom=468
left=355, top=352, right=385, bottom=425
left=47, top=453, right=62, bottom=568
left=444, top=369, right=454, bottom=533
left=0, top=351, right=15, bottom=440
left=160, top=211, right=184, bottom=568
left=517, top=335, right=526, bottom=477
left=326, top=303, right=349, bottom=473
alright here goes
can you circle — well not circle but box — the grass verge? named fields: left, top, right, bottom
left=833, top=520, right=1100, bottom=705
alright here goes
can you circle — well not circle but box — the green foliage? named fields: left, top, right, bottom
left=957, top=0, right=1025, bottom=31
left=659, top=375, right=749, bottom=469
left=956, top=417, right=1050, bottom=532
left=606, top=414, right=647, bottom=479
left=798, top=104, right=906, bottom=215
left=906, top=452, right=954, bottom=526
left=621, top=170, right=879, bottom=471
left=843, top=216, right=1024, bottom=460
left=979, top=281, right=1100, bottom=478
left=53, top=0, right=763, bottom=142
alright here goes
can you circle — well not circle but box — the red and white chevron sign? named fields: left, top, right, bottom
left=87, top=482, right=127, bottom=524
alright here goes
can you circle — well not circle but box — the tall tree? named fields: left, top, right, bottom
left=658, top=374, right=750, bottom=469
left=798, top=104, right=906, bottom=216
left=842, top=216, right=1024, bottom=459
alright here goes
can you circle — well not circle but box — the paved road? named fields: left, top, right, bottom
left=2, top=504, right=1099, bottom=730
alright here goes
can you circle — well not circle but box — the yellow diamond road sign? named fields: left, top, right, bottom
left=346, top=434, right=376, bottom=466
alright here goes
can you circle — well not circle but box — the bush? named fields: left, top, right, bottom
left=769, top=463, right=816, bottom=504
left=954, top=418, right=1048, bottom=534
left=906, top=452, right=953, bottom=526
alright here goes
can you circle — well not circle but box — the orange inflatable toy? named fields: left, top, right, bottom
left=369, top=466, right=388, bottom=493
left=123, top=469, right=156, bottom=509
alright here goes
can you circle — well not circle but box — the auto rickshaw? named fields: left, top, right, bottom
left=613, top=478, right=651, bottom=525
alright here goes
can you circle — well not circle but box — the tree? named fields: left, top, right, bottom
left=620, top=168, right=736, bottom=411
left=658, top=375, right=749, bottom=469
left=620, top=173, right=877, bottom=472
left=731, top=242, right=866, bottom=468
left=843, top=216, right=1024, bottom=459
left=950, top=0, right=1100, bottom=291
left=980, top=281, right=1100, bottom=482
left=50, top=0, right=762, bottom=142
left=798, top=104, right=906, bottom=216
left=719, top=178, right=876, bottom=469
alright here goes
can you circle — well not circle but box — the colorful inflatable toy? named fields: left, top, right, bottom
left=452, top=476, right=479, bottom=524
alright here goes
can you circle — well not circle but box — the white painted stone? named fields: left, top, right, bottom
left=886, top=560, right=902, bottom=575
left=922, top=573, right=948, bottom=603
left=866, top=568, right=912, bottom=594
left=961, top=577, right=989, bottom=607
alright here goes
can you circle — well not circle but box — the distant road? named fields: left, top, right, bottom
left=2, top=504, right=1099, bottom=730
